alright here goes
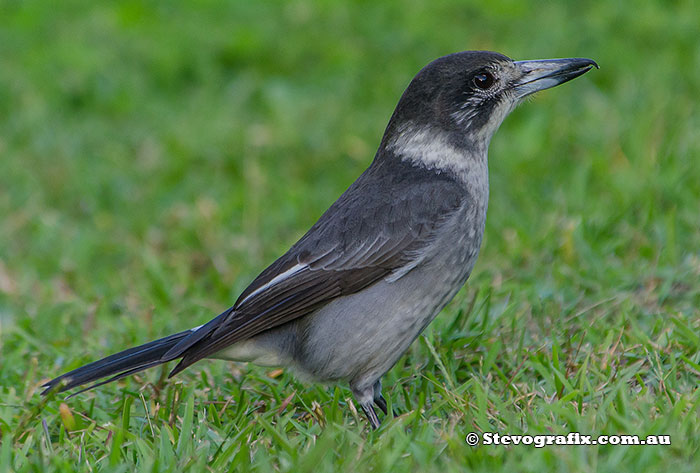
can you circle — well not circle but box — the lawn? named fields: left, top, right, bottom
left=0, top=1, right=698, bottom=472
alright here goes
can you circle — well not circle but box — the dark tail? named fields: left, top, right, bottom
left=41, top=330, right=192, bottom=397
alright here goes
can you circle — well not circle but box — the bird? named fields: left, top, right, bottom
left=42, top=51, right=597, bottom=429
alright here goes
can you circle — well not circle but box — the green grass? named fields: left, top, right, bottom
left=1, top=0, right=699, bottom=471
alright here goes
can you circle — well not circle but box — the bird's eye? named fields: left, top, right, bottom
left=473, top=71, right=495, bottom=90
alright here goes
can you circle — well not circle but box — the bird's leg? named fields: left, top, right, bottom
left=374, top=396, right=388, bottom=416
left=373, top=379, right=399, bottom=417
left=372, top=380, right=388, bottom=415
left=353, top=384, right=381, bottom=429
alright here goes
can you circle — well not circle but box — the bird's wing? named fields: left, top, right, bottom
left=165, top=160, right=465, bottom=374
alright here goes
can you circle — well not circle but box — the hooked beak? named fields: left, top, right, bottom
left=513, top=57, right=598, bottom=99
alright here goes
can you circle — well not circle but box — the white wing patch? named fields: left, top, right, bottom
left=236, top=263, right=308, bottom=306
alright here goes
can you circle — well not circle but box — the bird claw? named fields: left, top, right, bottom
left=360, top=403, right=381, bottom=430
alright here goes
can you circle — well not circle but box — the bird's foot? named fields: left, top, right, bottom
left=360, top=402, right=381, bottom=430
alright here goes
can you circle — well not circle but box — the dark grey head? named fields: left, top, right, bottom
left=380, top=51, right=597, bottom=171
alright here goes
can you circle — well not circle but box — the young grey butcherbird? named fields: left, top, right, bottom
left=43, top=51, right=597, bottom=429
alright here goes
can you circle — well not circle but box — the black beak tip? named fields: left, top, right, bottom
left=586, top=58, right=600, bottom=70
left=568, top=58, right=599, bottom=81
left=574, top=58, right=599, bottom=73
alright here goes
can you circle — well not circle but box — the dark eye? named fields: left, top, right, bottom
left=473, top=71, right=495, bottom=89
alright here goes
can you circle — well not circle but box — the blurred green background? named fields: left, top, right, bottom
left=1, top=1, right=698, bottom=472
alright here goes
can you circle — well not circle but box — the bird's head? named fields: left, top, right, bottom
left=380, top=51, right=597, bottom=172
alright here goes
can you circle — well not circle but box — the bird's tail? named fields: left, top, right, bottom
left=41, top=330, right=192, bottom=397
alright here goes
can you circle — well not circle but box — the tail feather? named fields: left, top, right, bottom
left=42, top=330, right=192, bottom=396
